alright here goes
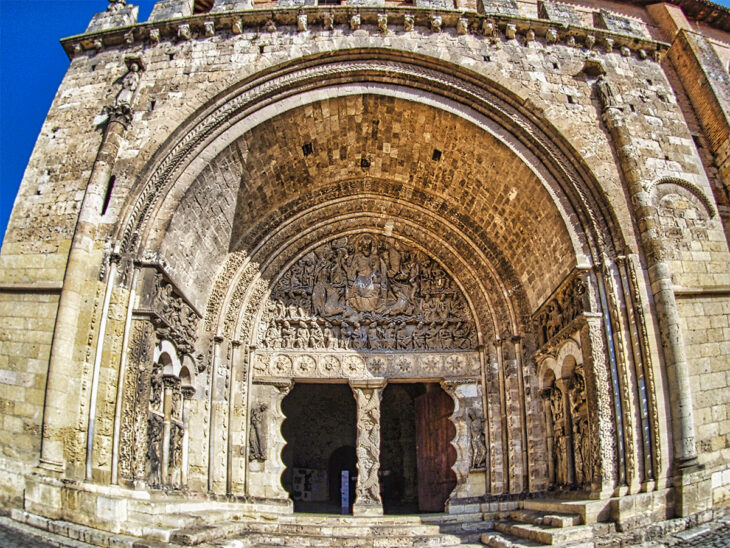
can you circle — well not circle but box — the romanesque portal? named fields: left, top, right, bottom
left=2, top=0, right=730, bottom=545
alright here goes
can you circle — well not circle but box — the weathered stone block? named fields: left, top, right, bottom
left=86, top=4, right=139, bottom=33
left=211, top=0, right=253, bottom=11
left=594, top=9, right=648, bottom=38
left=538, top=0, right=582, bottom=26
left=479, top=0, right=519, bottom=16
left=346, top=0, right=386, bottom=6
left=149, top=0, right=194, bottom=22
left=276, top=0, right=315, bottom=7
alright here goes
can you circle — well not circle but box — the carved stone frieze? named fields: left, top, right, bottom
left=139, top=270, right=201, bottom=354
left=119, top=320, right=155, bottom=485
left=533, top=271, right=589, bottom=349
left=568, top=364, right=592, bottom=488
left=252, top=351, right=479, bottom=380
left=257, top=234, right=477, bottom=353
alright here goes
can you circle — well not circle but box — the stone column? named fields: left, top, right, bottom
left=161, top=375, right=177, bottom=484
left=598, top=76, right=698, bottom=472
left=350, top=379, right=386, bottom=517
left=39, top=61, right=142, bottom=475
left=181, top=385, right=195, bottom=487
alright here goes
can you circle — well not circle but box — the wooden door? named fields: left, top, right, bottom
left=415, top=388, right=456, bottom=512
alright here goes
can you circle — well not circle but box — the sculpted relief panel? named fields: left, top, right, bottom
left=254, top=234, right=479, bottom=380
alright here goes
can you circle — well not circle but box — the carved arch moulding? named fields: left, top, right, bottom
left=112, top=49, right=623, bottom=273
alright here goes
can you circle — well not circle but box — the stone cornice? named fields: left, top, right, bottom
left=60, top=6, right=669, bottom=61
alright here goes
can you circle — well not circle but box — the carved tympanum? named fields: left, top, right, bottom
left=258, top=234, right=476, bottom=352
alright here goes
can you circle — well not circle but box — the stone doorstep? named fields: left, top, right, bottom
left=171, top=515, right=493, bottom=545
left=509, top=509, right=582, bottom=527
left=419, top=512, right=487, bottom=524
left=221, top=530, right=467, bottom=547
left=494, top=520, right=595, bottom=545
left=521, top=499, right=612, bottom=524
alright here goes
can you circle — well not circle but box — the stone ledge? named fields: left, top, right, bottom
left=0, top=281, right=63, bottom=293
left=60, top=6, right=668, bottom=62
left=674, top=285, right=730, bottom=296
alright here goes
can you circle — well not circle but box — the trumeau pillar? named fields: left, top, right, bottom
left=39, top=57, right=144, bottom=476
left=350, top=379, right=386, bottom=517
left=597, top=76, right=699, bottom=473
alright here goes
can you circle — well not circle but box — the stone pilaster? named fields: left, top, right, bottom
left=39, top=59, right=143, bottom=477
left=580, top=314, right=617, bottom=498
left=350, top=379, right=386, bottom=517
left=441, top=378, right=485, bottom=503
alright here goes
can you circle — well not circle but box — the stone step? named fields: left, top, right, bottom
left=509, top=510, right=582, bottom=528
left=172, top=517, right=492, bottom=545
left=520, top=499, right=610, bottom=525
left=480, top=531, right=545, bottom=548
left=494, top=520, right=593, bottom=545
left=228, top=530, right=469, bottom=547
left=420, top=512, right=486, bottom=524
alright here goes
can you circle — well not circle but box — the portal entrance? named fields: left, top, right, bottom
left=281, top=383, right=356, bottom=513
left=381, top=382, right=456, bottom=514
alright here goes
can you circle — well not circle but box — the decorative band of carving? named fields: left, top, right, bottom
left=253, top=351, right=480, bottom=380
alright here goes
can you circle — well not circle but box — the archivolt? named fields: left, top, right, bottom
left=114, top=48, right=623, bottom=266
left=206, top=195, right=514, bottom=344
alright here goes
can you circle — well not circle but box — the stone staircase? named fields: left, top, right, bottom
left=169, top=511, right=492, bottom=546
left=481, top=499, right=614, bottom=547
left=8, top=498, right=621, bottom=547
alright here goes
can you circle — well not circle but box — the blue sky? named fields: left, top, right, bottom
left=1, top=0, right=730, bottom=245
left=0, top=0, right=159, bottom=244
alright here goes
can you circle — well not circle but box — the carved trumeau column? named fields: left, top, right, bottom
left=39, top=57, right=145, bottom=475
left=350, top=379, right=386, bottom=516
left=597, top=74, right=698, bottom=473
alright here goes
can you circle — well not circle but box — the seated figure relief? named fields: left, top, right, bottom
left=259, top=234, right=476, bottom=352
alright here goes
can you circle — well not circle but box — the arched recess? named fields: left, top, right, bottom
left=108, top=49, right=660, bottom=505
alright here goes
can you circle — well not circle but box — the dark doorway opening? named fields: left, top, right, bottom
left=281, top=383, right=356, bottom=513
left=381, top=382, right=457, bottom=514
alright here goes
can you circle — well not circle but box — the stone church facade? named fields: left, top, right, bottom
left=1, top=0, right=730, bottom=545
